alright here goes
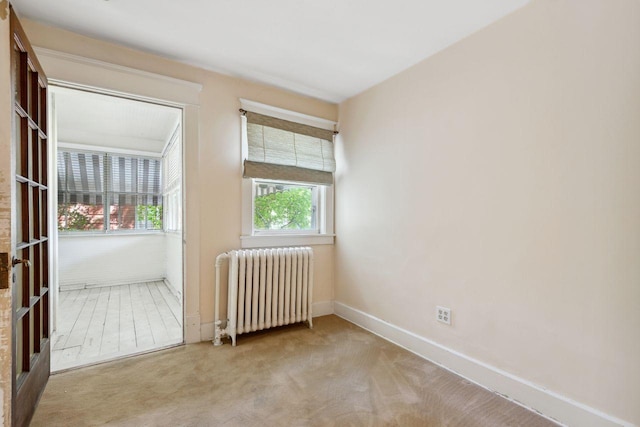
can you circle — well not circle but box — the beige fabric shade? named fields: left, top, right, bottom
left=243, top=111, right=335, bottom=185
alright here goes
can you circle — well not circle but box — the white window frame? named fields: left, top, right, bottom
left=57, top=145, right=164, bottom=235
left=162, top=124, right=182, bottom=234
left=240, top=99, right=335, bottom=248
left=252, top=179, right=321, bottom=235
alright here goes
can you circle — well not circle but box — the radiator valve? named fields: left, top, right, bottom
left=213, top=319, right=227, bottom=346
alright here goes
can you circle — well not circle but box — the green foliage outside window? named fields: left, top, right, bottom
left=57, top=203, right=162, bottom=231
left=136, top=205, right=163, bottom=230
left=254, top=187, right=313, bottom=230
left=58, top=204, right=94, bottom=230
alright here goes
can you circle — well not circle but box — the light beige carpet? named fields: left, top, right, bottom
left=31, top=315, right=557, bottom=426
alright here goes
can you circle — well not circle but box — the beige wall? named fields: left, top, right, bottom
left=336, top=0, right=639, bottom=424
left=19, top=18, right=337, bottom=338
left=0, top=4, right=12, bottom=426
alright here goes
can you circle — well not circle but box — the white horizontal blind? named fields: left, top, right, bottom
left=106, top=155, right=162, bottom=207
left=57, top=149, right=163, bottom=231
left=58, top=151, right=105, bottom=205
left=163, top=134, right=181, bottom=232
left=243, top=111, right=335, bottom=185
left=165, top=143, right=181, bottom=191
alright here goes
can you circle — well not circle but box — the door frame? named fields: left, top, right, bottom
left=49, top=83, right=187, bottom=362
left=38, top=54, right=203, bottom=342
left=32, top=47, right=202, bottom=344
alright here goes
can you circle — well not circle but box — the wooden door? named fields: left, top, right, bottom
left=9, top=7, right=50, bottom=427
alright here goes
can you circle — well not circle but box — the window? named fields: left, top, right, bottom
left=253, top=180, right=319, bottom=233
left=162, top=128, right=182, bottom=232
left=57, top=151, right=106, bottom=231
left=57, top=149, right=163, bottom=232
left=240, top=99, right=335, bottom=247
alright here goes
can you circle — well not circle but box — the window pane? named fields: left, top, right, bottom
left=108, top=156, right=162, bottom=197
left=108, top=193, right=137, bottom=230
left=136, top=204, right=163, bottom=230
left=57, top=203, right=105, bottom=231
left=57, top=150, right=105, bottom=231
left=108, top=155, right=162, bottom=231
left=254, top=181, right=317, bottom=231
left=57, top=149, right=163, bottom=232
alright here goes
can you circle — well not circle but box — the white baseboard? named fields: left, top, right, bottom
left=59, top=283, right=87, bottom=291
left=200, top=300, right=335, bottom=342
left=334, top=301, right=634, bottom=427
left=200, top=321, right=214, bottom=342
left=162, top=279, right=182, bottom=301
left=185, top=314, right=200, bottom=344
left=59, top=277, right=166, bottom=291
left=312, top=300, right=334, bottom=317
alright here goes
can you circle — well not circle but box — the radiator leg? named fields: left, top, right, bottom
left=213, top=320, right=224, bottom=346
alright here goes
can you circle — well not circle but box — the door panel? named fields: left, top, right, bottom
left=9, top=6, right=50, bottom=427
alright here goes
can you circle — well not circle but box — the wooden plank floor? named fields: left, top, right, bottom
left=52, top=281, right=183, bottom=372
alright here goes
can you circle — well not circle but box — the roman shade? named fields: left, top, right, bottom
left=243, top=111, right=336, bottom=185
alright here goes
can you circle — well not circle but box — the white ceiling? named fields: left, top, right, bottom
left=14, top=0, right=529, bottom=103
left=52, top=87, right=181, bottom=153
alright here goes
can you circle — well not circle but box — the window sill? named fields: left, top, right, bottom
left=240, top=234, right=334, bottom=248
left=58, top=231, right=165, bottom=238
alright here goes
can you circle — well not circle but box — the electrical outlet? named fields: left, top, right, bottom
left=436, top=306, right=451, bottom=325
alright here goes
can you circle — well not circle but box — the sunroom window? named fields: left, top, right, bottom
left=57, top=150, right=162, bottom=232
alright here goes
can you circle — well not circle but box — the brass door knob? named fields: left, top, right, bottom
left=12, top=258, right=31, bottom=268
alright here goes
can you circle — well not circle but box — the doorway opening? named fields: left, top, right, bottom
left=49, top=86, right=184, bottom=371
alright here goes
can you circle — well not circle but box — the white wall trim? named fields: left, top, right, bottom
left=58, top=231, right=164, bottom=238
left=333, top=302, right=635, bottom=427
left=162, top=279, right=181, bottom=301
left=40, top=48, right=201, bottom=347
left=185, top=314, right=201, bottom=344
left=34, top=47, right=202, bottom=107
left=60, top=278, right=166, bottom=291
left=34, top=46, right=203, bottom=90
left=312, top=301, right=334, bottom=318
left=200, top=321, right=215, bottom=343
left=35, top=47, right=202, bottom=99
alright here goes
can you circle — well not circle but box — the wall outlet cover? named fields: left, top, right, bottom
left=437, top=306, right=451, bottom=325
